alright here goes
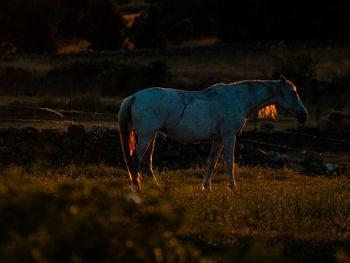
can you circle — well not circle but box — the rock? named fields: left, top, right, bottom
left=70, top=140, right=83, bottom=152
left=279, top=154, right=290, bottom=163
left=67, top=125, right=86, bottom=142
left=107, top=128, right=119, bottom=139
left=61, top=136, right=72, bottom=151
left=87, top=125, right=98, bottom=134
left=21, top=126, right=39, bottom=142
left=302, top=155, right=324, bottom=175
left=17, top=142, right=34, bottom=153
left=4, top=134, right=19, bottom=146
left=324, top=163, right=337, bottom=172
left=0, top=146, right=9, bottom=154
left=0, top=128, right=7, bottom=136
left=267, top=151, right=280, bottom=162
left=7, top=127, right=20, bottom=136
left=97, top=125, right=109, bottom=135
left=42, top=128, right=60, bottom=137
left=308, top=162, right=324, bottom=175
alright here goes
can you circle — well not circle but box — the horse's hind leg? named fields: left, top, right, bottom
left=202, top=139, right=223, bottom=191
left=132, top=132, right=156, bottom=188
left=142, top=133, right=158, bottom=179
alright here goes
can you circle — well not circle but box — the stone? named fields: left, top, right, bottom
left=67, top=125, right=86, bottom=142
left=21, top=126, right=39, bottom=142
left=87, top=125, right=98, bottom=134
left=0, top=146, right=9, bottom=154
left=267, top=151, right=280, bottom=162
left=17, top=142, right=34, bottom=153
left=324, top=163, right=337, bottom=172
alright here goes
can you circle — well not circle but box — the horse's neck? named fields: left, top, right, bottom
left=243, top=80, right=279, bottom=117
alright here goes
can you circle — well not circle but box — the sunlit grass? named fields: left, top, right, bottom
left=1, top=162, right=349, bottom=262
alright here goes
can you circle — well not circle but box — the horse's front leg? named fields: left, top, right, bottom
left=222, top=135, right=237, bottom=190
left=202, top=139, right=223, bottom=191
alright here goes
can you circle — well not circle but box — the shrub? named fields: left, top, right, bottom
left=0, top=67, right=40, bottom=96
left=270, top=42, right=319, bottom=98
left=45, top=59, right=171, bottom=96
left=0, top=0, right=61, bottom=54
left=98, top=59, right=172, bottom=96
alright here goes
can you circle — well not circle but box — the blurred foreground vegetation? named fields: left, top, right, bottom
left=1, top=163, right=350, bottom=262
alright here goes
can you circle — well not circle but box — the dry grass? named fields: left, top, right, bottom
left=0, top=162, right=349, bottom=262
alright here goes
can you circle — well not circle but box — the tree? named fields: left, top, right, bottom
left=0, top=0, right=129, bottom=54
left=59, top=0, right=128, bottom=51
left=0, top=0, right=61, bottom=54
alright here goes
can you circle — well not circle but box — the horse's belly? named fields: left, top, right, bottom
left=163, top=103, right=212, bottom=143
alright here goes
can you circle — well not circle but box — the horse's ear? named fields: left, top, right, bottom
left=280, top=75, right=287, bottom=85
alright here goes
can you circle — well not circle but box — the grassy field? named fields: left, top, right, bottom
left=1, top=43, right=350, bottom=262
left=1, top=162, right=349, bottom=262
left=1, top=43, right=350, bottom=130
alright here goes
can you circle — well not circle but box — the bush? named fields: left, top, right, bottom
left=0, top=0, right=61, bottom=54
left=130, top=0, right=210, bottom=48
left=98, top=60, right=172, bottom=96
left=270, top=42, right=319, bottom=97
left=0, top=67, right=41, bottom=96
left=324, top=71, right=350, bottom=110
left=62, top=0, right=127, bottom=50
left=47, top=59, right=171, bottom=96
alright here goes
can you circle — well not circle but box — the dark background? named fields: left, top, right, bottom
left=0, top=0, right=349, bottom=122
left=0, top=0, right=349, bottom=54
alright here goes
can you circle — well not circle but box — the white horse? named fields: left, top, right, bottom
left=118, top=75, right=308, bottom=191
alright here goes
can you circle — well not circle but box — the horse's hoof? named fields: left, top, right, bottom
left=131, top=183, right=140, bottom=192
left=227, top=184, right=237, bottom=191
left=202, top=184, right=212, bottom=192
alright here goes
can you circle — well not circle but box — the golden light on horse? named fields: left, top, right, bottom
left=258, top=105, right=277, bottom=120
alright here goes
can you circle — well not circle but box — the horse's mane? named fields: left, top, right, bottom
left=258, top=105, right=277, bottom=120
left=210, top=80, right=279, bottom=120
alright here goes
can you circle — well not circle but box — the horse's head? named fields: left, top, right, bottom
left=277, top=75, right=308, bottom=124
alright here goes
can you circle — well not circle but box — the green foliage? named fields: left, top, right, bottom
left=270, top=42, right=319, bottom=96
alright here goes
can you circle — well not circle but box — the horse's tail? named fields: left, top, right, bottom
left=118, top=96, right=137, bottom=180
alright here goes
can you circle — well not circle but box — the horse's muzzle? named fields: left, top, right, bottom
left=297, top=112, right=308, bottom=123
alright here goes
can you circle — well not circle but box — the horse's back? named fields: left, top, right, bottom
left=131, top=88, right=184, bottom=133
left=131, top=87, right=213, bottom=142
